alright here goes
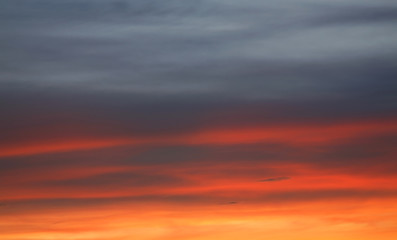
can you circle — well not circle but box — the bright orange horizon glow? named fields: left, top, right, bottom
left=1, top=118, right=397, bottom=240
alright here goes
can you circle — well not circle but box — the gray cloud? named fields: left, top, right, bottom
left=39, top=171, right=189, bottom=189
left=1, top=0, right=396, bottom=101
left=0, top=82, right=395, bottom=151
left=259, top=177, right=291, bottom=182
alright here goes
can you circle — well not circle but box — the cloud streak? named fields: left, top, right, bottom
left=259, top=177, right=291, bottom=182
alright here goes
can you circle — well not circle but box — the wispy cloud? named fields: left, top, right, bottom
left=259, top=177, right=291, bottom=182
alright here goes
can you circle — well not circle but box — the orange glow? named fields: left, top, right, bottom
left=1, top=118, right=396, bottom=158
left=1, top=199, right=396, bottom=240
left=1, top=118, right=396, bottom=239
left=0, top=138, right=137, bottom=158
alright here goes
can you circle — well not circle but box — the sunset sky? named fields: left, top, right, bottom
left=1, top=1, right=397, bottom=240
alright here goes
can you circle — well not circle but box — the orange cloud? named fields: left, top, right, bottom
left=1, top=118, right=396, bottom=240
left=1, top=118, right=395, bottom=158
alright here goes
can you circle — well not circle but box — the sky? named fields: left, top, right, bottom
left=0, top=0, right=397, bottom=239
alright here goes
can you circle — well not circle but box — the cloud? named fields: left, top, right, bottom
left=2, top=188, right=397, bottom=214
left=1, top=0, right=396, bottom=100
left=1, top=1, right=397, bottom=239
left=259, top=177, right=291, bottom=182
left=40, top=171, right=190, bottom=189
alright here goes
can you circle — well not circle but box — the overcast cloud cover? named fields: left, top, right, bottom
left=1, top=0, right=396, bottom=98
left=1, top=0, right=396, bottom=138
left=1, top=1, right=397, bottom=240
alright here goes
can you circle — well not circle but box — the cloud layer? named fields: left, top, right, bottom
left=1, top=1, right=396, bottom=240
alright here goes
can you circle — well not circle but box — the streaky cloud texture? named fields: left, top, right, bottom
left=0, top=0, right=396, bottom=240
